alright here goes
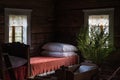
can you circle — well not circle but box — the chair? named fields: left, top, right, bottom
left=107, top=66, right=120, bottom=80
left=100, top=65, right=120, bottom=80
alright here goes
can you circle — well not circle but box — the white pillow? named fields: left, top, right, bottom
left=41, top=51, right=77, bottom=57
left=42, top=42, right=78, bottom=52
left=9, top=55, right=27, bottom=68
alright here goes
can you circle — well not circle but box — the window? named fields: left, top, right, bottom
left=83, top=8, right=114, bottom=45
left=9, top=26, right=23, bottom=43
left=5, top=8, right=32, bottom=45
left=88, top=15, right=109, bottom=35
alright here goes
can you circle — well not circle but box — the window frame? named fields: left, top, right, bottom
left=83, top=8, right=114, bottom=46
left=5, top=8, right=32, bottom=45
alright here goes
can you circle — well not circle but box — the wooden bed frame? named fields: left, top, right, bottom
left=0, top=42, right=79, bottom=79
left=0, top=42, right=30, bottom=80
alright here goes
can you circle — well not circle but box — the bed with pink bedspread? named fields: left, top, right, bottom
left=30, top=55, right=78, bottom=76
left=29, top=42, right=79, bottom=77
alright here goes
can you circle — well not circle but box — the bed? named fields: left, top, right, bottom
left=0, top=42, right=79, bottom=79
left=30, top=55, right=78, bottom=76
left=1, top=42, right=30, bottom=80
left=29, top=42, right=79, bottom=77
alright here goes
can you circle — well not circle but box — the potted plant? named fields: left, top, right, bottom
left=77, top=25, right=114, bottom=66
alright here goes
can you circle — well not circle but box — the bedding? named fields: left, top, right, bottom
left=41, top=51, right=77, bottom=57
left=30, top=55, right=78, bottom=76
left=3, top=53, right=27, bottom=68
left=5, top=65, right=27, bottom=80
left=9, top=55, right=27, bottom=68
left=29, top=42, right=79, bottom=77
left=42, top=42, right=78, bottom=52
left=30, top=42, right=79, bottom=76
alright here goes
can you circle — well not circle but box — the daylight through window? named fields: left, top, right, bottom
left=9, top=15, right=27, bottom=43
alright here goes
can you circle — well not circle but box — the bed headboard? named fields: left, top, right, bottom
left=1, top=42, right=30, bottom=59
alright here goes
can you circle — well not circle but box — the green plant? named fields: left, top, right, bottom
left=77, top=25, right=114, bottom=65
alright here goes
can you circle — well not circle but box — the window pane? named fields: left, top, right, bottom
left=15, top=37, right=22, bottom=42
left=88, top=15, right=109, bottom=47
left=8, top=14, right=29, bottom=44
left=15, top=26, right=23, bottom=43
left=9, top=27, right=12, bottom=42
left=88, top=15, right=109, bottom=34
left=9, top=37, right=12, bottom=43
left=9, top=26, right=23, bottom=43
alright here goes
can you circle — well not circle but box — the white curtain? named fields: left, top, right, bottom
left=88, top=15, right=109, bottom=33
left=89, top=15, right=109, bottom=26
left=9, top=15, right=27, bottom=27
left=9, top=15, right=27, bottom=44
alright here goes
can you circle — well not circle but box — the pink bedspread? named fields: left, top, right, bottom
left=5, top=65, right=27, bottom=80
left=30, top=55, right=78, bottom=76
